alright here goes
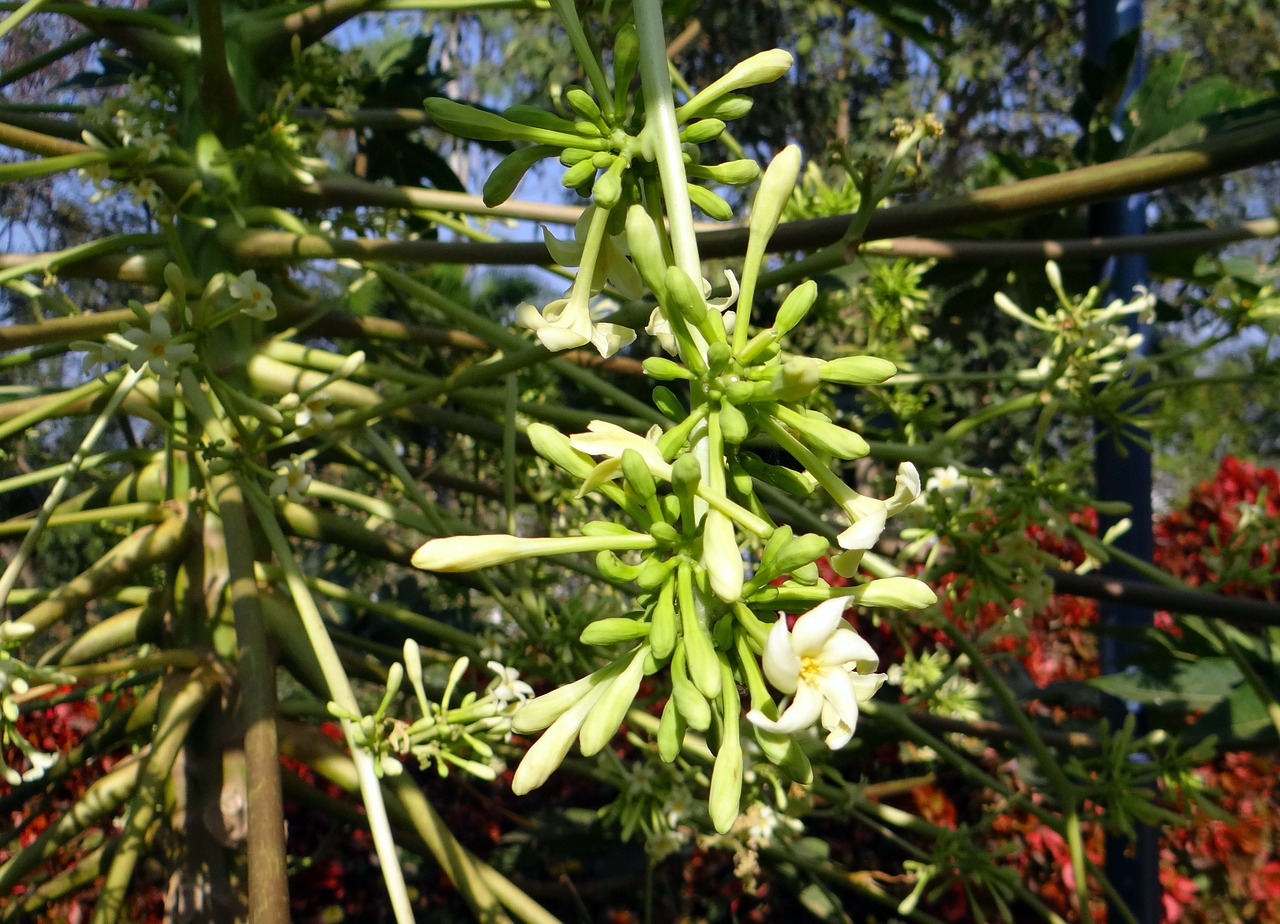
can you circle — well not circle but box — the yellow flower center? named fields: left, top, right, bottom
left=799, top=655, right=823, bottom=683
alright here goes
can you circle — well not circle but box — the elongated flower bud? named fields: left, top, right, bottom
left=773, top=280, right=818, bottom=337
left=649, top=577, right=678, bottom=660
left=680, top=118, right=726, bottom=144
left=853, top=576, right=937, bottom=609
left=671, top=642, right=712, bottom=731
left=676, top=49, right=793, bottom=122
left=565, top=87, right=602, bottom=124
left=511, top=680, right=609, bottom=794
left=686, top=183, right=733, bottom=221
left=580, top=617, right=651, bottom=646
left=771, top=405, right=869, bottom=460
left=579, top=646, right=648, bottom=755
left=749, top=145, right=802, bottom=249
left=819, top=355, right=897, bottom=386
left=412, top=531, right=652, bottom=572
left=657, top=696, right=686, bottom=762
left=708, top=662, right=743, bottom=833
left=702, top=510, right=743, bottom=602
left=770, top=356, right=823, bottom=400
left=528, top=422, right=596, bottom=480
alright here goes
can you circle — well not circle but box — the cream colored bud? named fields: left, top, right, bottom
left=819, top=355, right=898, bottom=386
left=579, top=646, right=648, bottom=755
left=770, top=357, right=823, bottom=400
left=411, top=532, right=652, bottom=572
left=677, top=49, right=794, bottom=122
left=852, top=576, right=937, bottom=610
left=702, top=510, right=743, bottom=602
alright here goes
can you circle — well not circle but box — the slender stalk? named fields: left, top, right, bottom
left=633, top=0, right=700, bottom=279
left=0, top=366, right=143, bottom=612
left=90, top=669, right=218, bottom=924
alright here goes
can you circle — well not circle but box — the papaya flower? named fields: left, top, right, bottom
left=516, top=292, right=635, bottom=357
left=746, top=596, right=885, bottom=749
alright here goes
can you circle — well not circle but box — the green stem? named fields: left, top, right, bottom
left=633, top=0, right=700, bottom=280
left=0, top=366, right=143, bottom=611
left=548, top=0, right=615, bottom=120
left=90, top=669, right=217, bottom=924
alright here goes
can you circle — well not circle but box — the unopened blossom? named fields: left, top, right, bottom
left=746, top=596, right=885, bottom=749
left=229, top=270, right=276, bottom=320
left=269, top=455, right=311, bottom=503
left=487, top=661, right=534, bottom=704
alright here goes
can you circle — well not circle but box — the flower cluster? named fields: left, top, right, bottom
left=412, top=13, right=938, bottom=833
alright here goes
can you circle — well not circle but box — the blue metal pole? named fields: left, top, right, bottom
left=1084, top=2, right=1162, bottom=922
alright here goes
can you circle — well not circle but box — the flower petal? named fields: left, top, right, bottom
left=790, top=596, right=849, bottom=657
left=761, top=618, right=801, bottom=693
left=819, top=626, right=879, bottom=670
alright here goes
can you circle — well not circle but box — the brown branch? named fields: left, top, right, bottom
left=1048, top=568, right=1280, bottom=629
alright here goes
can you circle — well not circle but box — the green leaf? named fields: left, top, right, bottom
left=1089, top=656, right=1242, bottom=712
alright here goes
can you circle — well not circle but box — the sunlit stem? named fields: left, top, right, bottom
left=633, top=0, right=701, bottom=283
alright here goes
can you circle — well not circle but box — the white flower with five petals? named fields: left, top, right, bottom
left=746, top=597, right=885, bottom=750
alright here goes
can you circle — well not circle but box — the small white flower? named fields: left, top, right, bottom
left=662, top=786, right=695, bottom=828
left=646, top=828, right=689, bottom=862
left=516, top=295, right=635, bottom=358
left=746, top=597, right=886, bottom=750
left=543, top=207, right=644, bottom=299
left=926, top=465, right=966, bottom=494
left=269, top=455, right=311, bottom=503
left=835, top=462, right=921, bottom=552
left=229, top=270, right=276, bottom=320
left=122, top=314, right=194, bottom=378
left=132, top=124, right=170, bottom=162
left=486, top=661, right=534, bottom=704
left=128, top=177, right=162, bottom=208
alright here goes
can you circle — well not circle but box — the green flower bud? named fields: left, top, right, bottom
left=680, top=592, right=722, bottom=700
left=780, top=737, right=813, bottom=785
left=699, top=93, right=754, bottom=121
left=565, top=87, right=603, bottom=124
left=621, top=448, right=658, bottom=502
left=562, top=158, right=597, bottom=189
left=676, top=49, right=794, bottom=122
left=623, top=205, right=670, bottom=296
left=724, top=379, right=757, bottom=404
left=579, top=646, right=648, bottom=755
left=771, top=405, right=869, bottom=460
left=671, top=643, right=712, bottom=731
left=749, top=144, right=802, bottom=248
left=636, top=554, right=678, bottom=589
left=649, top=521, right=680, bottom=544
left=596, top=549, right=642, bottom=584
left=591, top=151, right=615, bottom=169
left=706, top=341, right=731, bottom=370
left=663, top=265, right=709, bottom=327
left=643, top=357, right=693, bottom=380
left=718, top=404, right=749, bottom=444
left=670, top=452, right=702, bottom=502
left=483, top=144, right=559, bottom=207
left=574, top=120, right=602, bottom=137
left=612, top=24, right=640, bottom=109
left=686, top=183, right=733, bottom=221
left=702, top=509, right=743, bottom=602
left=649, top=577, right=677, bottom=660
left=593, top=170, right=622, bottom=209
left=708, top=664, right=743, bottom=834
left=753, top=530, right=828, bottom=589
left=819, top=355, right=898, bottom=385
left=657, top=695, right=686, bottom=762
left=528, top=422, right=595, bottom=480
left=773, top=280, right=818, bottom=336
left=580, top=617, right=651, bottom=646
left=738, top=450, right=816, bottom=497
left=770, top=356, right=822, bottom=400
left=680, top=118, right=726, bottom=144
left=688, top=158, right=761, bottom=186
left=854, top=576, right=938, bottom=609
left=503, top=104, right=580, bottom=134
left=652, top=385, right=685, bottom=420
left=560, top=147, right=594, bottom=165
